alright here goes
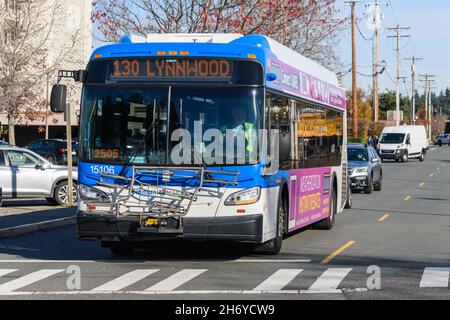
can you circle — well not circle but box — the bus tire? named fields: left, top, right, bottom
left=316, top=186, right=336, bottom=230
left=261, top=196, right=287, bottom=255
left=344, top=184, right=352, bottom=209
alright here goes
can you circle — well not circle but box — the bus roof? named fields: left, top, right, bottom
left=91, top=34, right=346, bottom=110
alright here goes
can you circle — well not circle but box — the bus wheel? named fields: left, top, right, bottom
left=108, top=243, right=135, bottom=256
left=344, top=184, right=352, bottom=209
left=261, top=197, right=287, bottom=255
left=316, top=187, right=336, bottom=230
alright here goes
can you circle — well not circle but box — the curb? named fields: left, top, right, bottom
left=0, top=216, right=76, bottom=240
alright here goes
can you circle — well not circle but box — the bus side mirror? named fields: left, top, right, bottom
left=50, top=85, right=67, bottom=113
left=266, top=73, right=277, bottom=82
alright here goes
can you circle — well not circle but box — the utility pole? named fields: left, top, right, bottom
left=405, top=56, right=423, bottom=124
left=369, top=0, right=384, bottom=122
left=420, top=74, right=437, bottom=141
left=387, top=25, right=410, bottom=126
left=346, top=0, right=359, bottom=137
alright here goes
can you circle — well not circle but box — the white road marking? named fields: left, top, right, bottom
left=92, top=269, right=159, bottom=292
left=307, top=268, right=352, bottom=293
left=0, top=269, right=18, bottom=278
left=0, top=288, right=368, bottom=296
left=420, top=267, right=450, bottom=288
left=146, top=269, right=207, bottom=291
left=0, top=269, right=64, bottom=292
left=253, top=269, right=302, bottom=291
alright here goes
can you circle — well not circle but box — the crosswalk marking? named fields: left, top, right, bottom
left=420, top=267, right=450, bottom=288
left=253, top=269, right=302, bottom=291
left=0, top=269, right=64, bottom=292
left=0, top=269, right=18, bottom=278
left=92, top=269, right=159, bottom=292
left=146, top=269, right=207, bottom=292
left=2, top=266, right=450, bottom=294
left=307, top=268, right=352, bottom=293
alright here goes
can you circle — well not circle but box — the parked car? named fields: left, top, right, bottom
left=379, top=125, right=428, bottom=162
left=0, top=145, right=77, bottom=206
left=435, top=133, right=450, bottom=146
left=347, top=143, right=383, bottom=194
left=26, top=139, right=78, bottom=165
left=0, top=140, right=9, bottom=145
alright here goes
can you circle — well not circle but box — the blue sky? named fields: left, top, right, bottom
left=335, top=0, right=450, bottom=95
left=92, top=0, right=449, bottom=95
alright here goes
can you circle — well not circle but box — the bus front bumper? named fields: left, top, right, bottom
left=76, top=211, right=263, bottom=243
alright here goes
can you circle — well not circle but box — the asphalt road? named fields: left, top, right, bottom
left=0, top=146, right=449, bottom=300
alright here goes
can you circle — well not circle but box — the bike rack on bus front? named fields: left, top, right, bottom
left=95, top=166, right=239, bottom=234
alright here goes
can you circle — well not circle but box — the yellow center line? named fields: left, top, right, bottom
left=419, top=182, right=425, bottom=187
left=320, top=241, right=355, bottom=265
left=404, top=195, right=412, bottom=201
left=378, top=213, right=390, bottom=222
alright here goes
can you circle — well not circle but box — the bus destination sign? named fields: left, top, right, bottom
left=112, top=59, right=233, bottom=81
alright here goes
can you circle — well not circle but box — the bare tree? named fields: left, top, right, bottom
left=0, top=0, right=81, bottom=145
left=91, top=0, right=346, bottom=69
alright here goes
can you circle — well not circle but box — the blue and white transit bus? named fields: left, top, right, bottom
left=51, top=33, right=349, bottom=255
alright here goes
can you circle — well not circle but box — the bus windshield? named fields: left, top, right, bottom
left=380, top=133, right=405, bottom=144
left=79, top=85, right=264, bottom=166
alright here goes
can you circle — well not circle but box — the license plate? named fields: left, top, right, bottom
left=72, top=151, right=76, bottom=155
left=145, top=218, right=159, bottom=226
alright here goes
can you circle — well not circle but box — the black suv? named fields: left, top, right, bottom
left=26, top=139, right=78, bottom=165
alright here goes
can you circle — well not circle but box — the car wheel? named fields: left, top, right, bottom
left=364, top=177, right=373, bottom=194
left=419, top=152, right=425, bottom=162
left=316, top=186, right=336, bottom=230
left=438, top=140, right=442, bottom=147
left=47, top=155, right=57, bottom=164
left=374, top=178, right=382, bottom=191
left=54, top=181, right=78, bottom=206
left=401, top=152, right=408, bottom=162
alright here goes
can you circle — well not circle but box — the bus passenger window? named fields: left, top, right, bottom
left=267, top=93, right=291, bottom=165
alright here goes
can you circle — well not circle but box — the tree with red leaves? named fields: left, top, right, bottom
left=92, top=0, right=346, bottom=69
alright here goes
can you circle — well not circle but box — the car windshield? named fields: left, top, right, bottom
left=380, top=133, right=405, bottom=144
left=79, top=85, right=264, bottom=166
left=348, top=148, right=369, bottom=162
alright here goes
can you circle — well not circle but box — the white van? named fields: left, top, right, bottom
left=378, top=125, right=428, bottom=162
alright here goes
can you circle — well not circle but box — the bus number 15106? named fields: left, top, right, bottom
left=90, top=165, right=115, bottom=175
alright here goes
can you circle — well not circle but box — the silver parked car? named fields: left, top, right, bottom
left=0, top=145, right=77, bottom=205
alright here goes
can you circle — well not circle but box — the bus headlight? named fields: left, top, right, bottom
left=79, top=184, right=110, bottom=203
left=225, top=187, right=261, bottom=206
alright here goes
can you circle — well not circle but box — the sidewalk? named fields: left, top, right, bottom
left=0, top=199, right=77, bottom=239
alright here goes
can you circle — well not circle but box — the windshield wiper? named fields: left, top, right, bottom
left=117, top=119, right=157, bottom=178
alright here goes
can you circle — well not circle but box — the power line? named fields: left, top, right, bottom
left=387, top=24, right=411, bottom=125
